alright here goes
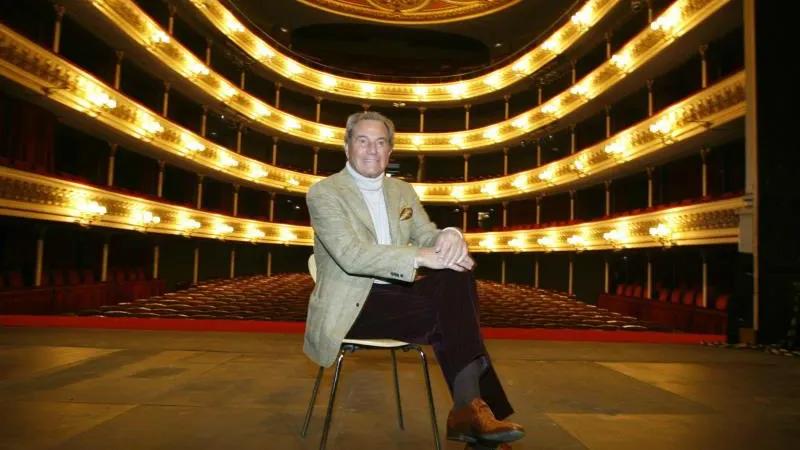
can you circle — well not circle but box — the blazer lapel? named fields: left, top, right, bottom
left=334, top=170, right=377, bottom=241
left=384, top=179, right=401, bottom=245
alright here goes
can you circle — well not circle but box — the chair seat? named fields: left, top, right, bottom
left=342, top=338, right=409, bottom=348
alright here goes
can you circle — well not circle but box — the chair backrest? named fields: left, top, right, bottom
left=308, top=254, right=317, bottom=284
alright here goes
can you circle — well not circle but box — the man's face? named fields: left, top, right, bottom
left=345, top=119, right=392, bottom=178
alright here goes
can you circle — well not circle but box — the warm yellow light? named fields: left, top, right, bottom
left=181, top=134, right=205, bottom=153
left=149, top=29, right=170, bottom=45
left=571, top=8, right=591, bottom=26
left=541, top=103, right=558, bottom=115
left=413, top=86, right=428, bottom=97
left=248, top=227, right=265, bottom=239
left=611, top=52, right=632, bottom=71
left=140, top=115, right=164, bottom=135
left=180, top=218, right=202, bottom=230
left=480, top=182, right=498, bottom=196
left=539, top=167, right=555, bottom=182
left=651, top=7, right=682, bottom=34
left=603, top=227, right=629, bottom=245
left=219, top=84, right=237, bottom=99
left=412, top=136, right=423, bottom=147
left=284, top=118, right=301, bottom=130
left=133, top=208, right=161, bottom=226
left=215, top=223, right=234, bottom=234
left=649, top=223, right=672, bottom=238
left=279, top=228, right=297, bottom=241
left=361, top=83, right=376, bottom=95
left=252, top=103, right=271, bottom=118
left=450, top=135, right=464, bottom=148
left=448, top=83, right=467, bottom=98
left=567, top=234, right=587, bottom=247
left=82, top=81, right=117, bottom=109
left=451, top=186, right=465, bottom=198
left=511, top=116, right=529, bottom=129
left=479, top=237, right=496, bottom=249
left=484, top=73, right=501, bottom=88
left=321, top=75, right=337, bottom=88
left=572, top=158, right=587, bottom=174
left=512, top=57, right=530, bottom=74
left=541, top=38, right=558, bottom=52
left=254, top=42, right=275, bottom=60
left=224, top=12, right=245, bottom=33
left=219, top=153, right=239, bottom=167
left=413, top=185, right=427, bottom=197
left=649, top=116, right=673, bottom=134
left=604, top=139, right=626, bottom=156
left=319, top=127, right=334, bottom=140
left=537, top=236, right=555, bottom=247
left=250, top=165, right=268, bottom=178
left=287, top=178, right=300, bottom=186
left=511, top=175, right=528, bottom=189
left=187, top=61, right=210, bottom=77
left=570, top=84, right=589, bottom=97
left=74, top=196, right=107, bottom=217
left=508, top=238, right=524, bottom=249
left=287, top=61, right=304, bottom=76
left=483, top=127, right=500, bottom=141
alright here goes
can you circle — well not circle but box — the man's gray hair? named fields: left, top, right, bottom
left=344, top=111, right=395, bottom=149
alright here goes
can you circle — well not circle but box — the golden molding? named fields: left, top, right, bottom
left=295, top=0, right=525, bottom=25
left=65, top=0, right=727, bottom=151
left=0, top=28, right=745, bottom=203
left=181, top=0, right=619, bottom=102
left=0, top=165, right=743, bottom=252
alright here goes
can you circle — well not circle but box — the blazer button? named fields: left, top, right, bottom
left=356, top=303, right=360, bottom=307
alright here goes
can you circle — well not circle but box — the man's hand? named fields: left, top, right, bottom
left=434, top=228, right=467, bottom=267
left=415, top=248, right=475, bottom=272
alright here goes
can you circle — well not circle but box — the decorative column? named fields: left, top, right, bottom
left=192, top=247, right=200, bottom=285
left=205, top=38, right=212, bottom=65
left=201, top=106, right=208, bottom=137
left=461, top=205, right=468, bottom=231
left=604, top=180, right=612, bottom=216
left=502, top=201, right=509, bottom=228
left=269, top=192, right=276, bottom=221
left=416, top=155, right=425, bottom=182
left=701, top=147, right=710, bottom=196
left=501, top=256, right=507, bottom=285
left=195, top=174, right=204, bottom=209
left=239, top=68, right=246, bottom=90
left=534, top=256, right=540, bottom=288
left=107, top=143, right=117, bottom=186
left=232, top=184, right=240, bottom=217
left=535, top=196, right=542, bottom=224
left=701, top=254, right=708, bottom=307
left=647, top=0, right=653, bottom=22
left=603, top=258, right=610, bottom=293
left=34, top=228, right=45, bottom=287
left=156, top=160, right=165, bottom=198
left=113, top=51, right=124, bottom=90
left=315, top=97, right=322, bottom=122
left=571, top=59, right=577, bottom=84
left=537, top=84, right=543, bottom=105
left=647, top=80, right=654, bottom=116
left=503, top=148, right=509, bottom=175
left=647, top=167, right=655, bottom=207
left=229, top=247, right=236, bottom=279
left=605, top=106, right=612, bottom=138
left=700, top=44, right=709, bottom=89
left=605, top=31, right=612, bottom=59
left=570, top=124, right=576, bottom=154
left=152, top=243, right=160, bottom=280
left=266, top=250, right=273, bottom=277
left=646, top=254, right=653, bottom=299
left=464, top=104, right=471, bottom=130
left=569, top=190, right=575, bottom=220
left=161, top=82, right=170, bottom=117
left=101, top=235, right=110, bottom=282
left=568, top=256, right=574, bottom=295
left=418, top=107, right=426, bottom=132
left=168, top=4, right=177, bottom=35
left=271, top=137, right=279, bottom=164
left=235, top=123, right=244, bottom=153
left=503, top=95, right=510, bottom=120
left=536, top=139, right=542, bottom=167
left=463, top=153, right=469, bottom=181
left=312, top=147, right=319, bottom=175
left=274, top=82, right=281, bottom=108
left=53, top=5, right=66, bottom=54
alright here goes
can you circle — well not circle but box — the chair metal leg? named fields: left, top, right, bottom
left=319, top=350, right=346, bottom=450
left=301, top=365, right=325, bottom=438
left=390, top=349, right=404, bottom=431
left=413, top=344, right=442, bottom=450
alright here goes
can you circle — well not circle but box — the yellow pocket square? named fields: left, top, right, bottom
left=399, top=206, right=413, bottom=221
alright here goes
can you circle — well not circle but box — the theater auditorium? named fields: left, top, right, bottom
left=0, top=0, right=796, bottom=448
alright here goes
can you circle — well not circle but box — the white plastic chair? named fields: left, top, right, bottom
left=301, top=255, right=442, bottom=450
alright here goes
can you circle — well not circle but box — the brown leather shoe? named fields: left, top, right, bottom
left=447, top=398, right=525, bottom=444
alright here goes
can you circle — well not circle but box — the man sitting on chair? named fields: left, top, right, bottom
left=304, top=111, right=525, bottom=448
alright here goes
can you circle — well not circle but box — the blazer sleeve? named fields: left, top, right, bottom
left=307, top=183, right=419, bottom=282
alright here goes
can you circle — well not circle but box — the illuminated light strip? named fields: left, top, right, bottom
left=0, top=27, right=744, bottom=203
left=182, top=0, right=620, bottom=103
left=64, top=0, right=732, bottom=151
left=0, top=165, right=743, bottom=252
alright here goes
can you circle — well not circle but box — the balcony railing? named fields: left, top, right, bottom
left=0, top=165, right=743, bottom=252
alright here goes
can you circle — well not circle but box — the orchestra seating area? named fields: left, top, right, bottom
left=598, top=283, right=729, bottom=334
left=40, top=273, right=668, bottom=332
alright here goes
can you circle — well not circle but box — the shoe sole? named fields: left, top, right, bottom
left=447, top=429, right=525, bottom=444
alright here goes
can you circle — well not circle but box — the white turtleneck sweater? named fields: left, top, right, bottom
left=345, top=162, right=395, bottom=283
